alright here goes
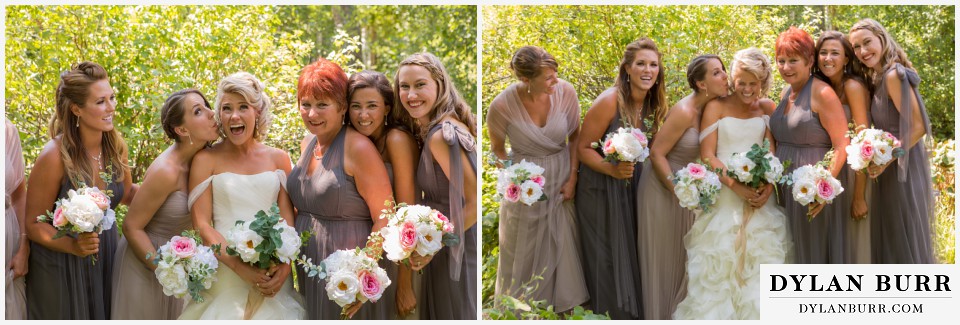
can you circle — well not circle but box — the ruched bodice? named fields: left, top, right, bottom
left=770, top=78, right=831, bottom=149
left=288, top=129, right=370, bottom=222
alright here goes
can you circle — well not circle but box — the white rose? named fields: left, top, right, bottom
left=495, top=169, right=515, bottom=197
left=227, top=225, right=263, bottom=263
left=518, top=159, right=545, bottom=176
left=326, top=271, right=360, bottom=306
left=791, top=169, right=818, bottom=206
left=872, top=141, right=894, bottom=165
left=519, top=180, right=543, bottom=206
left=322, top=250, right=357, bottom=274
left=764, top=154, right=784, bottom=183
left=101, top=209, right=116, bottom=231
left=704, top=172, right=722, bottom=191
left=399, top=205, right=432, bottom=223
left=845, top=143, right=868, bottom=170
left=415, top=224, right=443, bottom=257
left=379, top=226, right=411, bottom=262
left=727, top=153, right=755, bottom=183
left=63, top=193, right=104, bottom=232
left=274, top=223, right=301, bottom=263
left=674, top=182, right=701, bottom=209
left=155, top=262, right=189, bottom=298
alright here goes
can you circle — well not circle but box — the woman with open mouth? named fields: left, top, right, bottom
left=395, top=52, right=478, bottom=320
left=289, top=59, right=394, bottom=320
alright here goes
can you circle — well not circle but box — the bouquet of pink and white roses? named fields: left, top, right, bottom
left=725, top=139, right=790, bottom=189
left=36, top=185, right=117, bottom=264
left=378, top=202, right=459, bottom=263
left=320, top=249, right=392, bottom=311
left=591, top=127, right=650, bottom=163
left=150, top=230, right=220, bottom=302
left=845, top=126, right=905, bottom=171
left=790, top=151, right=844, bottom=220
left=494, top=159, right=547, bottom=206
left=672, top=162, right=723, bottom=213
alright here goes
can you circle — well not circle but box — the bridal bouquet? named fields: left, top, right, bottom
left=494, top=159, right=547, bottom=206
left=790, top=151, right=844, bottom=220
left=672, top=162, right=723, bottom=213
left=35, top=185, right=117, bottom=264
left=150, top=230, right=220, bottom=302
left=845, top=126, right=905, bottom=171
left=321, top=249, right=392, bottom=309
left=591, top=127, right=650, bottom=163
left=726, top=139, right=790, bottom=189
left=225, top=203, right=304, bottom=268
left=378, top=202, right=460, bottom=263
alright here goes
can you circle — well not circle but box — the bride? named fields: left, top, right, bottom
left=674, top=48, right=794, bottom=320
left=180, top=72, right=305, bottom=319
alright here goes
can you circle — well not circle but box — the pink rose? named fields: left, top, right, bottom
left=52, top=206, right=68, bottom=227
left=505, top=183, right=521, bottom=202
left=435, top=213, right=454, bottom=233
left=817, top=179, right=834, bottom=200
left=87, top=189, right=110, bottom=211
left=687, top=163, right=706, bottom=180
left=400, top=221, right=418, bottom=251
left=358, top=270, right=384, bottom=301
left=859, top=142, right=874, bottom=161
left=530, top=175, right=546, bottom=187
left=631, top=129, right=648, bottom=147
left=602, top=138, right=616, bottom=155
left=171, top=236, right=197, bottom=258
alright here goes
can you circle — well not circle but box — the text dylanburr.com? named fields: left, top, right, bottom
left=761, top=264, right=959, bottom=320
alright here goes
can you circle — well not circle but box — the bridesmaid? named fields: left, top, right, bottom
left=395, top=52, right=477, bottom=320
left=575, top=37, right=667, bottom=320
left=636, top=54, right=727, bottom=319
left=346, top=70, right=419, bottom=319
left=5, top=118, right=28, bottom=319
left=849, top=19, right=935, bottom=263
left=487, top=46, right=588, bottom=312
left=290, top=59, right=394, bottom=319
left=812, top=31, right=873, bottom=264
left=770, top=27, right=850, bottom=264
left=111, top=89, right=219, bottom=319
left=25, top=61, right=135, bottom=319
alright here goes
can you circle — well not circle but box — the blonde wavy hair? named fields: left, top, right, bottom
left=49, top=61, right=128, bottom=186
left=849, top=18, right=914, bottom=84
left=213, top=72, right=273, bottom=141
left=729, top=48, right=773, bottom=98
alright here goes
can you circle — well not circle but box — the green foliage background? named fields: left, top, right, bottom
left=481, top=5, right=955, bottom=318
left=5, top=5, right=478, bottom=180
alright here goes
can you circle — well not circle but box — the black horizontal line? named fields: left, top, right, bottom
left=770, top=296, right=951, bottom=298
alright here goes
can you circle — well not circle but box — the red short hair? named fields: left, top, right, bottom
left=297, top=58, right=348, bottom=109
left=776, top=26, right=815, bottom=63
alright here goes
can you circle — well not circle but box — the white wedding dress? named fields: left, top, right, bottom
left=673, top=117, right=794, bottom=320
left=180, top=170, right=306, bottom=320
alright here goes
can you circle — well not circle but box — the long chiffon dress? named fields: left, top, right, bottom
left=574, top=110, right=643, bottom=319
left=111, top=190, right=191, bottom=319
left=290, top=129, right=397, bottom=319
left=770, top=77, right=851, bottom=264
left=487, top=81, right=588, bottom=312
left=869, top=63, right=935, bottom=263
left=5, top=119, right=26, bottom=319
left=26, top=176, right=124, bottom=319
left=418, top=121, right=478, bottom=320
left=843, top=103, right=872, bottom=264
left=636, top=109, right=699, bottom=319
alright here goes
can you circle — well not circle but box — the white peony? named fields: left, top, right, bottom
left=323, top=250, right=359, bottom=274
left=764, top=154, right=784, bottom=183
left=519, top=180, right=543, bottom=206
left=727, top=153, right=755, bottom=183
left=379, top=226, right=411, bottom=262
left=274, top=223, right=301, bottom=263
left=63, top=192, right=104, bottom=232
left=516, top=159, right=545, bottom=176
left=102, top=209, right=116, bottom=231
left=495, top=169, right=516, bottom=197
left=415, top=224, right=443, bottom=257
left=227, top=225, right=263, bottom=263
left=612, top=130, right=645, bottom=162
left=325, top=271, right=360, bottom=306
left=792, top=178, right=818, bottom=206
left=674, top=182, right=701, bottom=209
left=399, top=204, right=432, bottom=223
left=704, top=172, right=722, bottom=190
left=872, top=141, right=894, bottom=165
left=156, top=262, right=189, bottom=298
left=845, top=143, right=868, bottom=170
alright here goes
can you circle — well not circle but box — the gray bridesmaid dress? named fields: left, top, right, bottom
left=636, top=110, right=699, bottom=319
left=417, top=121, right=478, bottom=320
left=574, top=110, right=643, bottom=319
left=111, top=191, right=191, bottom=319
left=289, top=128, right=397, bottom=319
left=26, top=177, right=124, bottom=319
left=869, top=63, right=935, bottom=263
left=771, top=77, right=850, bottom=264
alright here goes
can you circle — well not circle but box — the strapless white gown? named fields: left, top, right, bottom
left=673, top=117, right=794, bottom=320
left=179, top=170, right=305, bottom=320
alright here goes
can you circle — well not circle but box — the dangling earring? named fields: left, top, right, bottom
left=188, top=134, right=194, bottom=145
left=76, top=116, right=80, bottom=127
left=527, top=84, right=531, bottom=94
